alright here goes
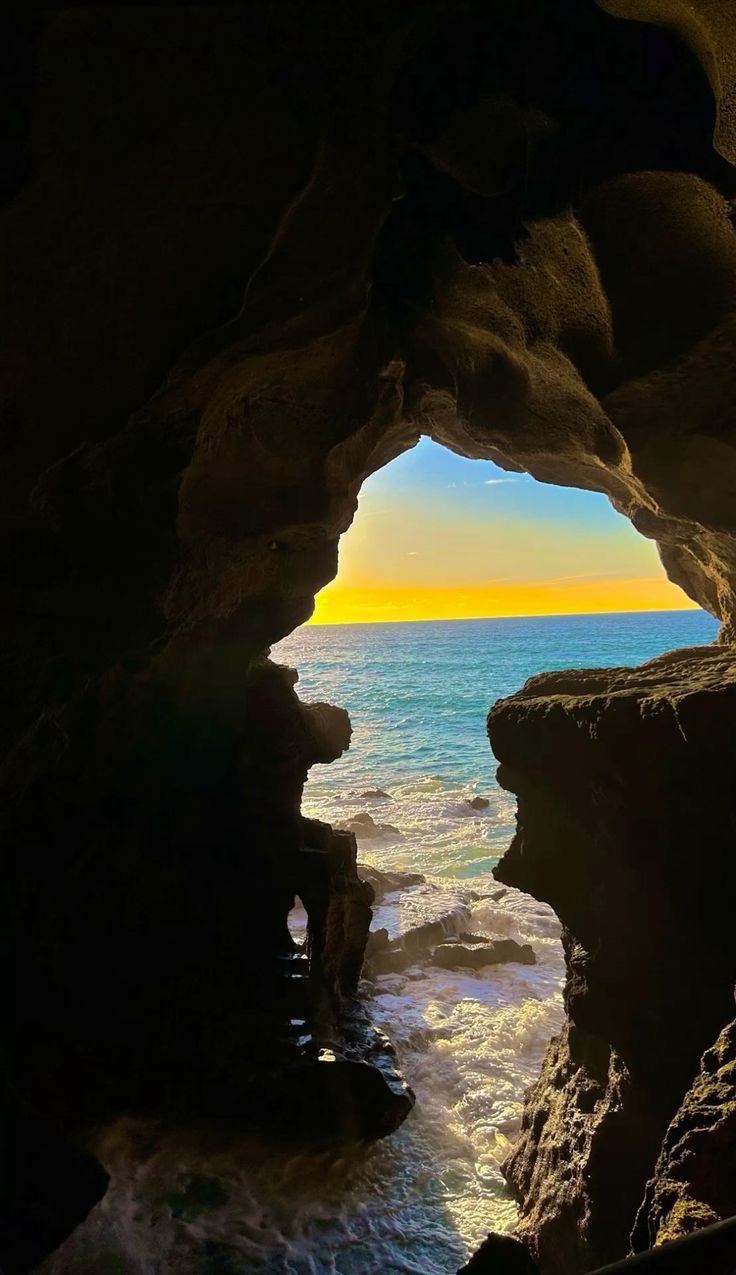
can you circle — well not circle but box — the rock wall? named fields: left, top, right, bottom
left=3, top=1, right=736, bottom=1269
left=632, top=1018, right=736, bottom=1249
left=488, top=648, right=736, bottom=1270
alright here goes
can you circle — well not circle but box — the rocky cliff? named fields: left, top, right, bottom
left=488, top=647, right=736, bottom=1270
left=2, top=1, right=736, bottom=1269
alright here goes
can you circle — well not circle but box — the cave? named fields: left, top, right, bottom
left=3, top=2, right=736, bottom=1273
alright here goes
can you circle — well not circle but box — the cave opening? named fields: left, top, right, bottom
left=272, top=434, right=719, bottom=1262
left=7, top=2, right=736, bottom=1269
left=278, top=434, right=715, bottom=877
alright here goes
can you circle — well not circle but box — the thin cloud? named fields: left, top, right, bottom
left=447, top=477, right=519, bottom=488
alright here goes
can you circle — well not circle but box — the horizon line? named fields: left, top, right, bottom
left=304, top=605, right=709, bottom=628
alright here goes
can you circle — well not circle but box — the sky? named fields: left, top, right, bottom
left=309, top=438, right=695, bottom=624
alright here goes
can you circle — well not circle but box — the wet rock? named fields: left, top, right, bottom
left=466, top=796, right=490, bottom=810
left=357, top=862, right=425, bottom=901
left=365, top=946, right=418, bottom=977
left=433, top=939, right=536, bottom=970
left=459, top=1231, right=540, bottom=1273
left=345, top=813, right=403, bottom=840
left=347, top=815, right=380, bottom=838
left=364, top=927, right=391, bottom=960
left=299, top=820, right=374, bottom=996
left=359, top=788, right=391, bottom=800
left=266, top=1045, right=414, bottom=1143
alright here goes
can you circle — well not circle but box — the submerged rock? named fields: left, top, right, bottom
left=466, top=796, right=491, bottom=810
left=359, top=788, right=391, bottom=800
left=345, top=812, right=403, bottom=840
left=433, top=939, right=536, bottom=970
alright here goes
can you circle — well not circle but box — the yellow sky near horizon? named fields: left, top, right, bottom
left=305, top=439, right=697, bottom=625
left=308, top=577, right=696, bottom=625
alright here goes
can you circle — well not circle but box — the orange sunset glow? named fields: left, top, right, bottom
left=309, top=577, right=697, bottom=626
left=307, top=439, right=697, bottom=625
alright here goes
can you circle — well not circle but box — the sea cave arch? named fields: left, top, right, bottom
left=270, top=425, right=730, bottom=1273
left=4, top=3, right=736, bottom=1273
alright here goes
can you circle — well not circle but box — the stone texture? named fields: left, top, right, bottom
left=3, top=0, right=736, bottom=1268
left=357, top=863, right=426, bottom=901
left=632, top=1018, right=736, bottom=1249
left=488, top=647, right=736, bottom=1271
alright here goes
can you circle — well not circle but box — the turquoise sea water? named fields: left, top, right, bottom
left=275, top=609, right=718, bottom=880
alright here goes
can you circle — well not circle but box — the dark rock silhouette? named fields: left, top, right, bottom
left=489, top=650, right=736, bottom=1270
left=346, top=812, right=403, bottom=840
left=358, top=863, right=426, bottom=901
left=458, top=1231, right=539, bottom=1273
left=2, top=0, right=736, bottom=1268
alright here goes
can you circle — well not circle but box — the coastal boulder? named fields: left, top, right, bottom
left=433, top=939, right=536, bottom=970
left=357, top=863, right=426, bottom=901
left=346, top=813, right=403, bottom=840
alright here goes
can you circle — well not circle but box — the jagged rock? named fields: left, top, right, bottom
left=489, top=649, right=736, bottom=1272
left=458, top=1232, right=540, bottom=1273
left=433, top=939, right=536, bottom=970
left=365, top=910, right=469, bottom=976
left=299, top=819, right=374, bottom=996
left=632, top=1017, right=736, bottom=1250
left=301, top=702, right=352, bottom=763
left=255, top=1017, right=415, bottom=1143
left=3, top=3, right=736, bottom=1269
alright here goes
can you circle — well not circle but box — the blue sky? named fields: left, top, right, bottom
left=311, top=437, right=690, bottom=621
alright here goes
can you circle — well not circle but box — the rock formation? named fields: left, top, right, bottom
left=3, top=0, right=736, bottom=1269
left=489, top=648, right=736, bottom=1270
left=632, top=1018, right=736, bottom=1251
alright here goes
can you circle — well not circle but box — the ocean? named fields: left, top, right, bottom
left=42, top=610, right=719, bottom=1275
left=276, top=610, right=719, bottom=881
